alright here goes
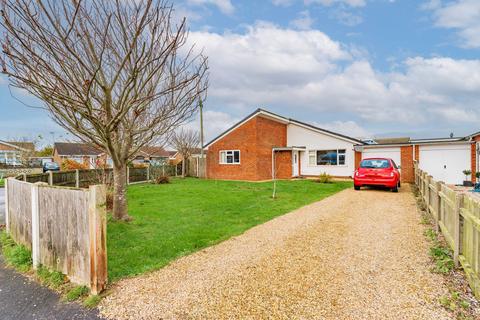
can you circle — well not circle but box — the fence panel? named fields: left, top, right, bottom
left=37, top=186, right=91, bottom=284
left=52, top=170, right=77, bottom=187
left=26, top=173, right=49, bottom=184
left=5, top=179, right=107, bottom=293
left=439, top=184, right=457, bottom=249
left=6, top=179, right=32, bottom=249
left=459, top=196, right=480, bottom=295
left=129, top=167, right=148, bottom=183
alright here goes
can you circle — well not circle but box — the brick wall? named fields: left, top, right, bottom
left=414, top=145, right=419, bottom=162
left=275, top=151, right=292, bottom=179
left=472, top=135, right=480, bottom=183
left=206, top=116, right=288, bottom=181
left=0, top=142, right=18, bottom=151
left=354, top=151, right=362, bottom=169
left=400, top=146, right=414, bottom=183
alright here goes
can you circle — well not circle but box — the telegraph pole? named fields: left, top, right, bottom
left=199, top=98, right=204, bottom=157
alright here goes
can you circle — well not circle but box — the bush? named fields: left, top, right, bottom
left=316, top=172, right=333, bottom=184
left=66, top=286, right=89, bottom=301
left=61, top=159, right=88, bottom=171
left=0, top=231, right=32, bottom=272
left=154, top=175, right=170, bottom=184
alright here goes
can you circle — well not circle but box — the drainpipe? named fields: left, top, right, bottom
left=272, top=149, right=276, bottom=198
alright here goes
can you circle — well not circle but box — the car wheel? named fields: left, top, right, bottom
left=392, top=185, right=399, bottom=193
left=398, top=181, right=401, bottom=188
left=354, top=186, right=360, bottom=191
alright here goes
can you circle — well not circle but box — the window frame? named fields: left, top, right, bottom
left=308, top=149, right=347, bottom=167
left=219, top=150, right=241, bottom=165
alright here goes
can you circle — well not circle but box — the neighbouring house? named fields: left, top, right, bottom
left=204, top=108, right=480, bottom=185
left=0, top=140, right=35, bottom=165
left=168, top=150, right=181, bottom=165
left=53, top=142, right=104, bottom=169
left=132, top=146, right=170, bottom=165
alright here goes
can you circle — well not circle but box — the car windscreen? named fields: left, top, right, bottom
left=45, top=163, right=58, bottom=168
left=360, top=159, right=391, bottom=169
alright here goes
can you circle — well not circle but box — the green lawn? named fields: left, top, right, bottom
left=107, top=178, right=352, bottom=281
left=0, top=179, right=4, bottom=188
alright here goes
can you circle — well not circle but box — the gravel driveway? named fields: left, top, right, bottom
left=100, top=185, right=452, bottom=320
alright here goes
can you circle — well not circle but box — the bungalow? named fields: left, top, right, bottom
left=204, top=109, right=363, bottom=181
left=132, top=146, right=170, bottom=165
left=204, top=108, right=479, bottom=185
left=53, top=142, right=103, bottom=169
left=0, top=140, right=35, bottom=166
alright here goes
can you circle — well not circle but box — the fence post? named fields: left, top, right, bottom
left=75, top=169, right=80, bottom=188
left=48, top=171, right=53, bottom=186
left=31, top=183, right=40, bottom=270
left=22, top=173, right=27, bottom=182
left=146, top=166, right=150, bottom=182
left=162, top=165, right=165, bottom=176
left=453, top=193, right=464, bottom=267
left=88, top=185, right=107, bottom=295
left=5, top=178, right=9, bottom=232
left=126, top=167, right=130, bottom=185
left=426, top=176, right=431, bottom=213
left=434, top=181, right=442, bottom=233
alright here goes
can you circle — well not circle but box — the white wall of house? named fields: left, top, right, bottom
left=287, top=124, right=356, bottom=177
left=361, top=147, right=402, bottom=167
left=419, top=143, right=471, bottom=185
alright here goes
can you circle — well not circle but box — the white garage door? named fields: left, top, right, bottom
left=419, top=144, right=471, bottom=185
left=362, top=147, right=401, bottom=167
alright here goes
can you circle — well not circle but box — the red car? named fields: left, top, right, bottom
left=354, top=158, right=401, bottom=192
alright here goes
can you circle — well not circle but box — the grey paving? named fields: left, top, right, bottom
left=0, top=255, right=105, bottom=320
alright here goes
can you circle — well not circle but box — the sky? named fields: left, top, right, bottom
left=1, top=0, right=480, bottom=146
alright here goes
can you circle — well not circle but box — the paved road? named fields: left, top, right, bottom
left=0, top=255, right=104, bottom=320
left=0, top=188, right=4, bottom=225
left=101, top=186, right=453, bottom=320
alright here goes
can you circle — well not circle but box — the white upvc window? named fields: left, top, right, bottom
left=219, top=150, right=240, bottom=164
left=308, top=149, right=346, bottom=166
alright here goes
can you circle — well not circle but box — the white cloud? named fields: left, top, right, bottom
left=290, top=11, right=315, bottom=30
left=305, top=0, right=367, bottom=7
left=314, top=120, right=371, bottom=138
left=187, top=23, right=480, bottom=139
left=187, top=0, right=234, bottom=15
left=329, top=8, right=363, bottom=26
left=427, top=0, right=480, bottom=48
left=181, top=110, right=239, bottom=142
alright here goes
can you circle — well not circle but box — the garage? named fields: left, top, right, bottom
left=361, top=147, right=402, bottom=167
left=419, top=143, right=471, bottom=185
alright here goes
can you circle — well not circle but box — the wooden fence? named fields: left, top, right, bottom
left=415, top=163, right=480, bottom=298
left=187, top=157, right=206, bottom=178
left=5, top=178, right=107, bottom=294
left=16, top=165, right=181, bottom=188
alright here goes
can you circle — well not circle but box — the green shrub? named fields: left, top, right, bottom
left=0, top=231, right=32, bottom=272
left=66, top=286, right=89, bottom=301
left=430, top=245, right=454, bottom=274
left=316, top=172, right=332, bottom=184
left=83, top=295, right=101, bottom=308
left=37, top=265, right=65, bottom=288
left=154, top=175, right=170, bottom=184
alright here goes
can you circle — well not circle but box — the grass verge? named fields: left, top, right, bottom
left=0, top=230, right=32, bottom=272
left=108, top=178, right=352, bottom=281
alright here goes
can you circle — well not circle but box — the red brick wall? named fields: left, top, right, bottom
left=0, top=142, right=18, bottom=151
left=414, top=145, right=419, bottom=162
left=206, top=116, right=288, bottom=181
left=275, top=151, right=292, bottom=179
left=354, top=151, right=362, bottom=169
left=400, top=146, right=414, bottom=183
left=472, top=135, right=480, bottom=183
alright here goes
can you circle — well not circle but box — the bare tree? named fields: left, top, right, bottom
left=171, top=129, right=199, bottom=177
left=0, top=0, right=208, bottom=220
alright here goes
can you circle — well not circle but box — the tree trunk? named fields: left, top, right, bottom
left=112, top=162, right=130, bottom=221
left=182, top=158, right=186, bottom=178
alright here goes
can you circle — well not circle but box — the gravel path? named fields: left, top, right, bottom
left=100, top=185, right=452, bottom=320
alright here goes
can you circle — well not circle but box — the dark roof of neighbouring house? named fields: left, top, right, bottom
left=138, top=146, right=170, bottom=158
left=0, top=140, right=35, bottom=151
left=204, top=108, right=364, bottom=148
left=374, top=137, right=411, bottom=144
left=167, top=150, right=178, bottom=157
left=54, top=142, right=102, bottom=156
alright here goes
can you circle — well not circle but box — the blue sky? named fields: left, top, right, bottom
left=1, top=0, right=480, bottom=146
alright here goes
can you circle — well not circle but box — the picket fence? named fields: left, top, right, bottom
left=415, top=163, right=480, bottom=298
left=5, top=179, right=107, bottom=294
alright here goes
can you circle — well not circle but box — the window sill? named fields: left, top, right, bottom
left=219, top=163, right=241, bottom=165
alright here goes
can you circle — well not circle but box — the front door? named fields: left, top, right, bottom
left=292, top=151, right=299, bottom=177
